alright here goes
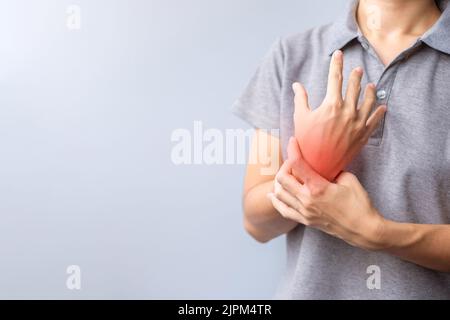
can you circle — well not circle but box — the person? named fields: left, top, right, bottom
left=232, top=0, right=450, bottom=299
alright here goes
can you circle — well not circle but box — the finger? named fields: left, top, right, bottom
left=276, top=166, right=322, bottom=204
left=276, top=168, right=304, bottom=197
left=268, top=192, right=299, bottom=221
left=267, top=193, right=308, bottom=225
left=366, top=105, right=387, bottom=136
left=358, top=83, right=376, bottom=121
left=292, top=82, right=310, bottom=114
left=278, top=157, right=294, bottom=177
left=344, top=67, right=363, bottom=110
left=335, top=172, right=368, bottom=196
left=335, top=171, right=359, bottom=187
left=326, top=50, right=344, bottom=103
left=274, top=181, right=305, bottom=212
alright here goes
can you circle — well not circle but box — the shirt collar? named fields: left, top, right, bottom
left=421, top=0, right=450, bottom=55
left=327, top=0, right=450, bottom=56
left=326, top=0, right=359, bottom=55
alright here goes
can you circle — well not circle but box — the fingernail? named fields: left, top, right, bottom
left=355, top=66, right=363, bottom=74
left=292, top=82, right=300, bottom=92
left=334, top=50, right=343, bottom=58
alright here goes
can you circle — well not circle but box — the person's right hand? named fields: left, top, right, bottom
left=293, top=50, right=387, bottom=182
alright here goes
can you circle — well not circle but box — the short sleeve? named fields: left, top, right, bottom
left=232, top=38, right=285, bottom=129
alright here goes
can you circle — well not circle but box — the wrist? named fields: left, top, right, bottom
left=378, top=219, right=424, bottom=253
left=370, top=217, right=424, bottom=253
left=364, top=211, right=391, bottom=251
left=371, top=216, right=393, bottom=251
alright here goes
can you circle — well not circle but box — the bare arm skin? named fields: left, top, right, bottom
left=242, top=130, right=297, bottom=243
left=380, top=221, right=450, bottom=273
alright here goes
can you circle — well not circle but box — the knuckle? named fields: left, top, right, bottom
left=327, top=96, right=343, bottom=108
left=365, top=93, right=376, bottom=104
left=338, top=172, right=350, bottom=180
left=348, top=173, right=359, bottom=183
left=348, top=73, right=358, bottom=84
left=302, top=198, right=314, bottom=210
left=294, top=202, right=303, bottom=213
left=351, top=83, right=361, bottom=94
left=344, top=108, right=357, bottom=120
left=294, top=190, right=303, bottom=200
left=338, top=172, right=357, bottom=184
left=309, top=185, right=325, bottom=197
left=309, top=189, right=321, bottom=198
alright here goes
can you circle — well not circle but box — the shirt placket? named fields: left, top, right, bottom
left=370, top=66, right=398, bottom=144
left=358, top=36, right=422, bottom=146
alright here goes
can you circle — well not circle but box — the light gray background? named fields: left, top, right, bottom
left=0, top=0, right=346, bottom=299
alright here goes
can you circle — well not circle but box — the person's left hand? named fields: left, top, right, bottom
left=293, top=50, right=386, bottom=181
left=268, top=137, right=387, bottom=251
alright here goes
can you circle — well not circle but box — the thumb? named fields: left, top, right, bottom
left=335, top=171, right=359, bottom=187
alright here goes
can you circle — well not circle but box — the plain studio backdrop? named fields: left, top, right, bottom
left=0, top=0, right=347, bottom=299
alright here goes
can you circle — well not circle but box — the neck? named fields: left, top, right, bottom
left=357, top=0, right=442, bottom=37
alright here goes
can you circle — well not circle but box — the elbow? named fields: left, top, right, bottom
left=241, top=189, right=276, bottom=243
left=243, top=217, right=272, bottom=244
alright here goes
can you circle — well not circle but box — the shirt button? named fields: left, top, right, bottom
left=377, top=89, right=387, bottom=100
left=361, top=42, right=369, bottom=50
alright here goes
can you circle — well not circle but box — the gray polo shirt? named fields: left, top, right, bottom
left=233, top=0, right=450, bottom=299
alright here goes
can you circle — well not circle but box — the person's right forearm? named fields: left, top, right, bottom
left=243, top=180, right=298, bottom=243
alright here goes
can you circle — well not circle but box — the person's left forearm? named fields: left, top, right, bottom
left=378, top=220, right=450, bottom=273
